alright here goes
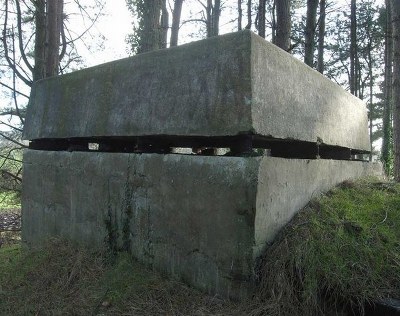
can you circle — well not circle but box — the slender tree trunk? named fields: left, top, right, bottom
left=238, top=0, right=242, bottom=30
left=33, top=0, right=63, bottom=80
left=212, top=0, right=221, bottom=36
left=45, top=0, right=63, bottom=77
left=160, top=0, right=169, bottom=48
left=271, top=0, right=276, bottom=44
left=382, top=0, right=393, bottom=173
left=317, top=0, right=326, bottom=73
left=368, top=42, right=373, bottom=161
left=304, top=0, right=318, bottom=67
left=33, top=0, right=46, bottom=81
left=245, top=0, right=252, bottom=29
left=350, top=0, right=357, bottom=95
left=258, top=0, right=266, bottom=38
left=137, top=0, right=162, bottom=54
left=391, top=0, right=400, bottom=180
left=206, top=0, right=212, bottom=37
left=170, top=0, right=183, bottom=47
left=206, top=0, right=221, bottom=37
left=356, top=53, right=362, bottom=98
left=275, top=0, right=291, bottom=51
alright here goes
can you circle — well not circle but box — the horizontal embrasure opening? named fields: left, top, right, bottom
left=27, top=135, right=369, bottom=161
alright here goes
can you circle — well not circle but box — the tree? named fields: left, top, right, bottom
left=382, top=0, right=393, bottom=173
left=0, top=0, right=66, bottom=195
left=391, top=0, right=400, bottom=180
left=32, top=0, right=64, bottom=81
left=304, top=0, right=318, bottom=66
left=0, top=0, right=105, bottom=195
left=205, top=0, right=221, bottom=37
left=170, top=0, right=184, bottom=47
left=275, top=0, right=291, bottom=50
left=257, top=0, right=266, bottom=38
left=268, top=0, right=276, bottom=42
left=350, top=0, right=358, bottom=96
left=126, top=0, right=163, bottom=54
left=160, top=0, right=169, bottom=49
left=246, top=0, right=252, bottom=29
left=238, top=0, right=243, bottom=30
left=317, top=0, right=326, bottom=73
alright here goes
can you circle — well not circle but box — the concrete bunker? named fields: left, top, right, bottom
left=22, top=30, right=380, bottom=299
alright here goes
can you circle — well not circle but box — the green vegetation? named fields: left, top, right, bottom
left=1, top=179, right=399, bottom=315
left=0, top=191, right=20, bottom=210
left=256, top=178, right=400, bottom=315
left=0, top=240, right=241, bottom=315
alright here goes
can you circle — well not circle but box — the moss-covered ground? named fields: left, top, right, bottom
left=1, top=179, right=399, bottom=315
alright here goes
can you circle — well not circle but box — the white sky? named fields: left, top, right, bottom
left=84, top=1, right=132, bottom=66
left=86, top=0, right=385, bottom=68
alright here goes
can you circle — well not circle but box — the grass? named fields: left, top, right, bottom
left=256, top=178, right=400, bottom=315
left=0, top=240, right=243, bottom=315
left=0, top=179, right=399, bottom=315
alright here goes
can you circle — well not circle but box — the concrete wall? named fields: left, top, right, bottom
left=22, top=150, right=380, bottom=298
left=21, top=30, right=377, bottom=299
left=250, top=33, right=369, bottom=150
left=23, top=30, right=369, bottom=151
left=254, top=158, right=382, bottom=256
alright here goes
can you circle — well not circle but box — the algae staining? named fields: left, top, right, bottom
left=104, top=199, right=119, bottom=262
left=122, top=182, right=134, bottom=253
left=104, top=162, right=137, bottom=258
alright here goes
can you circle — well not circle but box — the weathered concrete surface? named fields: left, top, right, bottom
left=254, top=158, right=382, bottom=256
left=22, top=150, right=380, bottom=298
left=23, top=30, right=370, bottom=151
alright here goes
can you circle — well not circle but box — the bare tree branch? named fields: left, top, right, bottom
left=0, top=153, right=23, bottom=165
left=0, top=132, right=27, bottom=148
left=0, top=81, right=29, bottom=98
left=11, top=27, right=25, bottom=125
left=64, top=0, right=105, bottom=45
left=180, top=18, right=207, bottom=27
left=2, top=0, right=32, bottom=86
left=0, top=170, right=22, bottom=183
left=0, top=108, right=26, bottom=117
left=0, top=120, right=23, bottom=132
left=15, top=0, right=33, bottom=72
left=59, top=19, right=67, bottom=61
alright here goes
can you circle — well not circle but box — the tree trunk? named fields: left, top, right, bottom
left=33, top=0, right=46, bottom=81
left=238, top=0, right=242, bottom=30
left=45, top=0, right=63, bottom=78
left=245, top=0, right=252, bottom=29
left=391, top=0, right=400, bottom=180
left=350, top=0, right=357, bottom=95
left=368, top=42, right=373, bottom=161
left=206, top=0, right=212, bottom=37
left=304, top=0, right=318, bottom=67
left=137, top=0, right=162, bottom=54
left=160, top=0, right=169, bottom=49
left=275, top=0, right=291, bottom=51
left=212, top=0, right=221, bottom=36
left=317, top=0, right=326, bottom=74
left=271, top=0, right=276, bottom=44
left=206, top=0, right=221, bottom=37
left=33, top=0, right=63, bottom=80
left=382, top=0, right=393, bottom=173
left=170, top=0, right=183, bottom=47
left=258, top=0, right=266, bottom=38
